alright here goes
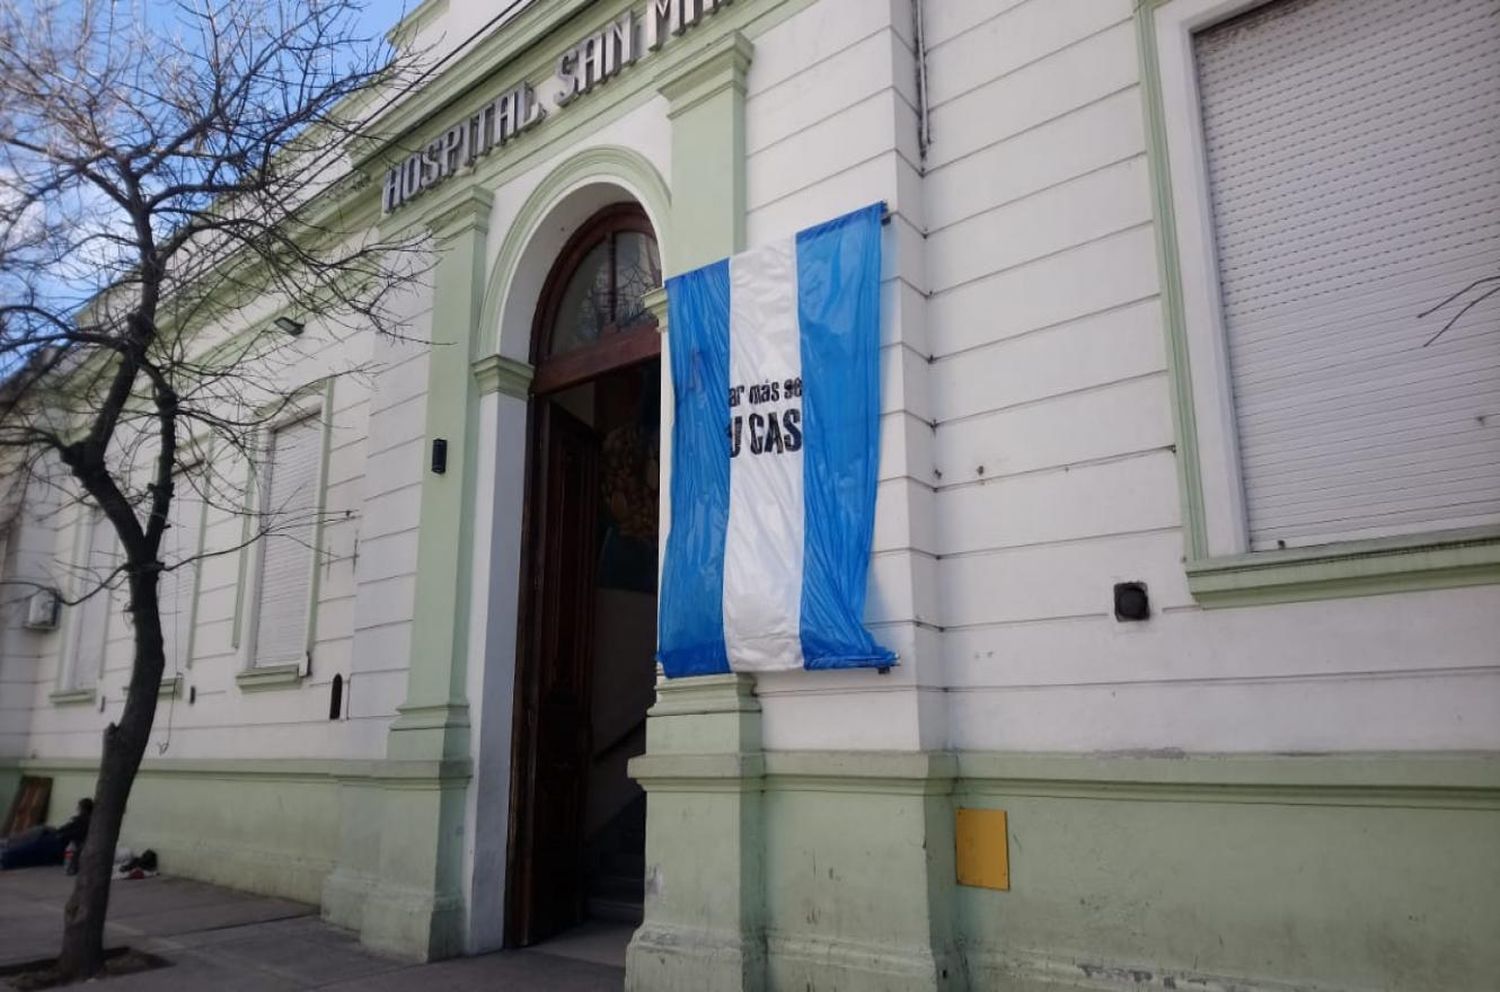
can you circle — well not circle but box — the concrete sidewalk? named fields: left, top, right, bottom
left=0, top=868, right=625, bottom=990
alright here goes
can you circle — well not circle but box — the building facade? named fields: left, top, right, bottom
left=2, top=0, right=1498, bottom=989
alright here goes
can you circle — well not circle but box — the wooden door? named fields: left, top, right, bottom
left=506, top=402, right=601, bottom=947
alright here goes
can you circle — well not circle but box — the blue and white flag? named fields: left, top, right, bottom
left=658, top=203, right=895, bottom=678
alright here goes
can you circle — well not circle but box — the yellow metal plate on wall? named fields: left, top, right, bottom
left=955, top=808, right=1009, bottom=890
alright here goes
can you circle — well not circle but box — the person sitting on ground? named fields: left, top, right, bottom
left=0, top=798, right=93, bottom=870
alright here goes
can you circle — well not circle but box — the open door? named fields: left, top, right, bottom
left=506, top=402, right=601, bottom=946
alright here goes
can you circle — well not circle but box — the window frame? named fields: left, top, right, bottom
left=530, top=203, right=662, bottom=396
left=159, top=450, right=210, bottom=678
left=1138, top=0, right=1500, bottom=606
left=53, top=507, right=114, bottom=704
left=234, top=381, right=333, bottom=689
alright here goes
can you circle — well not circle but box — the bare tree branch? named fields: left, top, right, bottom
left=0, top=0, right=432, bottom=979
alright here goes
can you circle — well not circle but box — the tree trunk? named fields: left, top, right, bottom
left=55, top=566, right=165, bottom=982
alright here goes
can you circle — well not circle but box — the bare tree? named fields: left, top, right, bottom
left=1419, top=274, right=1500, bottom=347
left=0, top=0, right=426, bottom=979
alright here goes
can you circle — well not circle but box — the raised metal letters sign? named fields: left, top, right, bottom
left=382, top=0, right=736, bottom=214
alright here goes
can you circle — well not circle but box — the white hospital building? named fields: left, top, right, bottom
left=2, top=1, right=1497, bottom=989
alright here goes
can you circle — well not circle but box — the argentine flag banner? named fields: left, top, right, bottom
left=658, top=203, right=896, bottom=678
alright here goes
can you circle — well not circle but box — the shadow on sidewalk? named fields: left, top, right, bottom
left=0, top=868, right=624, bottom=990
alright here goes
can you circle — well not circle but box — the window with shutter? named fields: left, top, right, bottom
left=66, top=512, right=113, bottom=690
left=1193, top=0, right=1500, bottom=549
left=251, top=413, right=323, bottom=669
left=1146, top=0, right=1500, bottom=604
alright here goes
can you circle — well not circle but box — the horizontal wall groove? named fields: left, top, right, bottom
left=933, top=445, right=1175, bottom=494
left=879, top=340, right=931, bottom=360
left=927, top=220, right=1155, bottom=300
left=747, top=87, right=902, bottom=162
left=926, top=151, right=1148, bottom=238
left=927, top=14, right=1134, bottom=113
left=875, top=472, right=937, bottom=493
left=924, top=83, right=1140, bottom=177
left=871, top=547, right=939, bottom=562
left=934, top=369, right=1169, bottom=429
left=352, top=616, right=415, bottom=634
left=748, top=147, right=920, bottom=216
left=866, top=617, right=941, bottom=632
left=931, top=290, right=1161, bottom=362
left=936, top=524, right=1183, bottom=565
left=22, top=712, right=398, bottom=737
left=747, top=23, right=893, bottom=103
left=949, top=663, right=1500, bottom=694
left=361, top=432, right=427, bottom=461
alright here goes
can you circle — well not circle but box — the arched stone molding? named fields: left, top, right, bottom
left=476, top=144, right=671, bottom=370
left=456, top=144, right=669, bottom=954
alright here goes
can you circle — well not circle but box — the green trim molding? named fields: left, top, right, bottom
left=1133, top=3, right=1500, bottom=609
left=953, top=750, right=1500, bottom=808
left=656, top=32, right=753, bottom=273
left=10, top=744, right=1498, bottom=990
left=659, top=31, right=756, bottom=121
left=235, top=662, right=304, bottom=692
left=1187, top=525, right=1500, bottom=607
left=477, top=143, right=673, bottom=359
left=364, top=176, right=493, bottom=965
left=387, top=0, right=447, bottom=47
left=952, top=750, right=1500, bottom=992
left=12, top=756, right=469, bottom=909
left=471, top=354, right=534, bottom=398
left=1134, top=0, right=1209, bottom=563
left=644, top=286, right=669, bottom=331
left=630, top=734, right=1500, bottom=992
left=48, top=688, right=97, bottom=707
left=364, top=0, right=814, bottom=247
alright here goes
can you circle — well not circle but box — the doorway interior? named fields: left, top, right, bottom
left=505, top=203, right=663, bottom=953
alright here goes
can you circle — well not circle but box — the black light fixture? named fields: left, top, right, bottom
left=1113, top=581, right=1151, bottom=622
left=274, top=316, right=305, bottom=337
left=431, top=438, right=448, bottom=475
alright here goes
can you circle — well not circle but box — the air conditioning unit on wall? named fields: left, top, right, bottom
left=24, top=589, right=59, bottom=631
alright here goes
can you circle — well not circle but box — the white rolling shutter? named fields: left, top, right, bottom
left=159, top=475, right=204, bottom=673
left=253, top=414, right=323, bottom=668
left=70, top=513, right=114, bottom=689
left=1194, top=0, right=1500, bottom=549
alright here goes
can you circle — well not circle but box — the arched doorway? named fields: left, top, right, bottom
left=506, top=203, right=662, bottom=949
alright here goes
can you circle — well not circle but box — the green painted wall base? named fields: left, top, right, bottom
left=627, top=675, right=768, bottom=992
left=355, top=775, right=470, bottom=960
left=13, top=735, right=1500, bottom=991
left=628, top=677, right=1500, bottom=992
left=12, top=757, right=470, bottom=963
left=322, top=779, right=384, bottom=932
left=758, top=752, right=963, bottom=992
left=630, top=922, right=768, bottom=992
left=16, top=759, right=344, bottom=904
left=953, top=752, right=1500, bottom=992
left=319, top=759, right=472, bottom=960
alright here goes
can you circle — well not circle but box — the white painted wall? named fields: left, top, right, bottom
left=6, top=0, right=1496, bottom=791
left=4, top=277, right=434, bottom=763
left=743, top=0, right=947, bottom=752
left=0, top=464, right=66, bottom=761
left=920, top=0, right=1500, bottom=752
